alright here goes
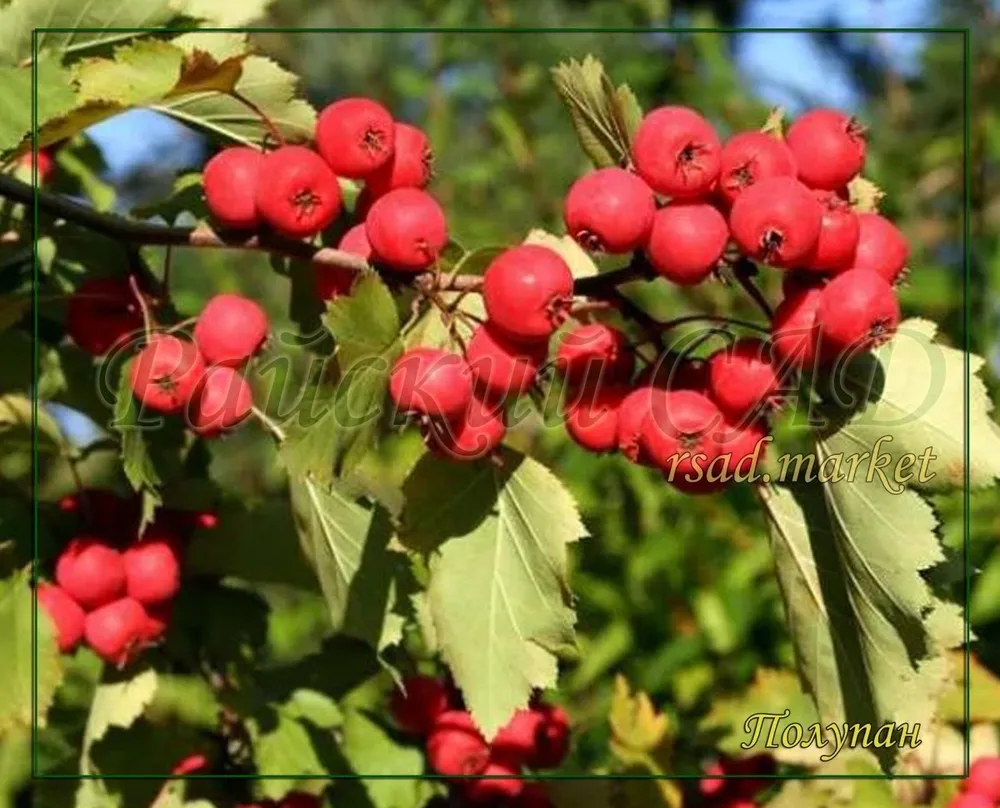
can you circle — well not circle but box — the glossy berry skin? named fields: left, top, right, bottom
left=315, top=97, right=395, bottom=179
left=390, top=675, right=451, bottom=735
left=66, top=277, right=144, bottom=356
left=786, top=108, right=866, bottom=190
left=84, top=597, right=147, bottom=666
left=717, top=131, right=797, bottom=206
left=461, top=760, right=524, bottom=803
left=56, top=537, right=126, bottom=610
left=617, top=386, right=656, bottom=466
left=963, top=757, right=1000, bottom=800
left=428, top=395, right=507, bottom=461
left=641, top=389, right=723, bottom=485
left=189, top=366, right=254, bottom=437
left=365, top=188, right=448, bottom=271
left=365, top=122, right=433, bottom=195
left=631, top=106, right=721, bottom=198
left=847, top=213, right=909, bottom=283
left=565, top=384, right=627, bottom=454
left=466, top=324, right=547, bottom=402
left=562, top=168, right=655, bottom=254
left=338, top=223, right=373, bottom=260
left=130, top=335, right=206, bottom=414
left=556, top=324, right=633, bottom=387
left=815, top=269, right=900, bottom=358
left=949, top=795, right=994, bottom=808
left=123, top=537, right=182, bottom=606
left=426, top=711, right=490, bottom=777
left=707, top=339, right=781, bottom=419
left=203, top=147, right=263, bottom=229
left=389, top=348, right=473, bottom=421
left=770, top=287, right=823, bottom=372
left=194, top=294, right=269, bottom=368
left=37, top=583, right=86, bottom=653
left=646, top=201, right=729, bottom=285
left=256, top=146, right=342, bottom=239
left=729, top=176, right=823, bottom=268
left=483, top=245, right=574, bottom=343
left=804, top=190, right=860, bottom=272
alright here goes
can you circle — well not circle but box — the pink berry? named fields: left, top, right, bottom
left=123, top=536, right=182, bottom=606
left=193, top=294, right=269, bottom=368
left=786, top=108, right=866, bottom=190
left=189, top=366, right=254, bottom=437
left=562, top=168, right=655, bottom=253
left=37, top=583, right=86, bottom=653
left=365, top=188, right=448, bottom=272
left=203, top=147, right=263, bottom=229
left=632, top=106, right=721, bottom=198
left=717, top=131, right=797, bottom=206
left=315, top=97, right=395, bottom=179
left=646, top=201, right=729, bottom=284
left=963, top=756, right=1000, bottom=800
left=949, top=795, right=994, bottom=808
left=55, top=537, right=126, bottom=610
left=84, top=597, right=147, bottom=666
left=482, top=245, right=574, bottom=343
left=338, top=223, right=373, bottom=260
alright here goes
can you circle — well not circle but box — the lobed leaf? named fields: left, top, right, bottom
left=111, top=359, right=163, bottom=533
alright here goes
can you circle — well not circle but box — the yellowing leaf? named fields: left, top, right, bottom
left=760, top=106, right=786, bottom=137
left=847, top=176, right=885, bottom=212
left=608, top=675, right=670, bottom=759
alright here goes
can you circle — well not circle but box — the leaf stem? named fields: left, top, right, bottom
left=128, top=274, right=154, bottom=339
left=251, top=405, right=286, bottom=441
left=229, top=90, right=286, bottom=148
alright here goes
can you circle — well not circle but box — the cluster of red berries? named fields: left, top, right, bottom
left=697, top=753, right=775, bottom=808
left=390, top=675, right=566, bottom=806
left=37, top=489, right=216, bottom=666
left=951, top=757, right=1000, bottom=808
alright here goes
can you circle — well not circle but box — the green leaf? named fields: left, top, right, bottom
left=399, top=450, right=585, bottom=739
left=0, top=60, right=77, bottom=155
left=250, top=709, right=330, bottom=800
left=939, top=651, right=1000, bottom=723
left=760, top=106, right=786, bottom=137
left=0, top=571, right=62, bottom=738
left=523, top=229, right=598, bottom=279
left=608, top=675, right=670, bottom=760
left=110, top=359, right=162, bottom=532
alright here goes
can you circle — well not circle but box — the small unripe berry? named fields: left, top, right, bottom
left=193, top=294, right=269, bottom=368
left=203, top=147, right=263, bottom=229
left=641, top=389, right=723, bottom=485
left=56, top=537, right=126, bottom=610
left=717, top=131, right=797, bottom=206
left=461, top=760, right=524, bottom=803
left=483, top=245, right=574, bottom=343
left=556, top=324, right=633, bottom=387
left=256, top=146, right=342, bottom=239
left=426, top=711, right=489, bottom=777
left=390, top=675, right=451, bottom=735
left=427, top=395, right=507, bottom=461
left=847, top=213, right=909, bottom=283
left=37, top=583, right=86, bottom=653
left=803, top=190, right=860, bottom=272
left=123, top=536, right=182, bottom=606
left=466, top=323, right=547, bottom=401
left=786, top=108, right=866, bottom=190
left=646, top=201, right=729, bottom=284
left=130, top=335, right=206, bottom=414
left=365, top=122, right=433, bottom=195
left=963, top=757, right=1000, bottom=800
left=562, top=168, right=655, bottom=254
left=564, top=384, right=627, bottom=454
left=770, top=287, right=822, bottom=372
left=707, top=339, right=781, bottom=419
left=66, top=277, right=144, bottom=357
left=365, top=188, right=448, bottom=272
left=189, top=366, right=254, bottom=437
left=389, top=348, right=473, bottom=421
left=729, top=176, right=823, bottom=268
left=632, top=106, right=721, bottom=198
left=84, top=597, right=147, bottom=666
left=815, top=269, right=900, bottom=358
left=316, top=97, right=395, bottom=179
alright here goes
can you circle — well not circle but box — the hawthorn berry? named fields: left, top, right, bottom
left=256, top=146, right=342, bottom=239
left=426, top=711, right=490, bottom=777
left=493, top=709, right=543, bottom=764
left=365, top=122, right=433, bottom=194
left=646, top=201, right=729, bottom=285
left=815, top=269, right=900, bottom=358
left=193, top=293, right=269, bottom=368
left=66, top=277, right=144, bottom=356
left=948, top=795, right=994, bottom=808
left=729, top=176, right=823, bottom=267
left=529, top=704, right=570, bottom=770
left=963, top=757, right=1000, bottom=800
left=189, top=366, right=255, bottom=437
left=313, top=226, right=365, bottom=299
left=203, top=147, right=263, bottom=229
left=365, top=188, right=449, bottom=272
left=564, top=384, right=627, bottom=454
left=427, top=395, right=507, bottom=461
left=130, top=335, right=206, bottom=414
left=786, top=108, right=866, bottom=190
left=170, top=753, right=210, bottom=776
left=617, top=386, right=656, bottom=466
left=55, top=537, right=126, bottom=610
left=517, top=784, right=556, bottom=808
left=482, top=245, right=574, bottom=343
left=707, top=339, right=781, bottom=419
left=555, top=323, right=633, bottom=387
left=466, top=323, right=547, bottom=402
left=389, top=348, right=473, bottom=421
left=315, top=97, right=395, bottom=179
left=461, top=760, right=524, bottom=803
left=716, top=417, right=770, bottom=483
left=803, top=190, right=860, bottom=272
left=390, top=675, right=451, bottom=735
left=770, top=287, right=823, bottom=372
left=562, top=167, right=655, bottom=254
left=84, top=597, right=147, bottom=666
left=37, top=583, right=86, bottom=653
left=717, top=131, right=797, bottom=206
left=631, top=105, right=721, bottom=198
left=139, top=602, right=172, bottom=644
left=19, top=148, right=55, bottom=183
left=847, top=212, right=909, bottom=283
left=641, top=389, right=723, bottom=486
left=338, top=223, right=373, bottom=260
left=123, top=536, right=182, bottom=606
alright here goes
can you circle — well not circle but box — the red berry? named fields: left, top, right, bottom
left=707, top=339, right=781, bottom=419
left=365, top=122, right=433, bottom=194
left=390, top=675, right=451, bottom=735
left=466, top=323, right=547, bottom=402
left=815, top=269, right=900, bottom=358
left=530, top=704, right=570, bottom=769
left=56, top=537, right=126, bottom=610
left=193, top=294, right=269, bottom=368
left=170, top=753, right=210, bottom=776
left=280, top=794, right=320, bottom=808
left=716, top=418, right=769, bottom=484
left=313, top=222, right=365, bottom=300
left=803, top=190, right=860, bottom=272
left=426, top=711, right=490, bottom=777
left=365, top=188, right=448, bottom=272
left=963, top=757, right=1000, bottom=800
left=717, top=131, right=797, bottom=206
left=493, top=709, right=543, bottom=763
left=516, top=784, right=555, bottom=808
left=315, top=97, right=395, bottom=179
left=427, top=395, right=507, bottom=462
left=641, top=390, right=723, bottom=485
left=847, top=212, right=909, bottom=283
left=564, top=384, right=627, bottom=454
left=562, top=168, right=655, bottom=254
left=389, top=348, right=473, bottom=420
left=483, top=246, right=574, bottom=343
left=123, top=536, right=182, bottom=606
left=338, top=223, right=373, bottom=260
left=786, top=108, right=866, bottom=190
left=66, top=277, right=144, bottom=357
left=130, top=335, right=206, bottom=414
left=646, top=201, right=729, bottom=284
left=729, top=177, right=823, bottom=267
left=84, top=597, right=147, bottom=666
left=37, top=583, right=86, bottom=653
left=461, top=760, right=524, bottom=803
left=770, top=287, right=823, bottom=372
left=256, top=146, right=341, bottom=239
left=555, top=324, right=632, bottom=387
left=617, top=386, right=655, bottom=465
left=203, top=147, right=262, bottom=229
left=949, top=795, right=994, bottom=808
left=189, top=366, right=254, bottom=437
left=139, top=602, right=172, bottom=644
left=19, top=148, right=55, bottom=183
left=632, top=106, right=721, bottom=198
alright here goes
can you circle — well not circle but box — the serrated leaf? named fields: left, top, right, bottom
left=847, top=176, right=885, bottom=213
left=614, top=84, right=644, bottom=142
left=398, top=450, right=584, bottom=739
left=79, top=669, right=159, bottom=774
left=0, top=60, right=77, bottom=155
left=820, top=318, right=1000, bottom=490
left=939, top=651, right=1000, bottom=723
left=250, top=709, right=329, bottom=800
left=608, top=675, right=670, bottom=758
left=0, top=571, right=62, bottom=738
left=523, top=229, right=598, bottom=279
left=111, top=359, right=162, bottom=531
